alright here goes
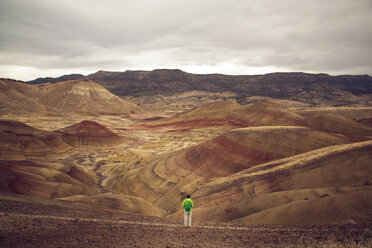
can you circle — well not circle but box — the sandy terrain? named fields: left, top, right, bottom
left=1, top=78, right=372, bottom=247
left=1, top=194, right=371, bottom=248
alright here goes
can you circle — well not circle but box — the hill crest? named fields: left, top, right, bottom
left=141, top=99, right=305, bottom=130
left=0, top=120, right=72, bottom=159
left=56, top=120, right=124, bottom=147
left=0, top=78, right=144, bottom=115
left=36, top=79, right=144, bottom=115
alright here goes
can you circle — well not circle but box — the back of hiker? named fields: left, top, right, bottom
left=182, top=194, right=194, bottom=227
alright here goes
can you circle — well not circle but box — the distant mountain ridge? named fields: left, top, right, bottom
left=27, top=69, right=372, bottom=106
left=28, top=73, right=85, bottom=84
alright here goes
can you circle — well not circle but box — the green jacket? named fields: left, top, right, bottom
left=182, top=198, right=194, bottom=212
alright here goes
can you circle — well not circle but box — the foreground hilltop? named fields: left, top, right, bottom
left=189, top=140, right=372, bottom=224
left=1, top=193, right=371, bottom=247
left=28, top=69, right=372, bottom=106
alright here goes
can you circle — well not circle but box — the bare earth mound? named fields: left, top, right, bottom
left=35, top=79, right=144, bottom=115
left=140, top=99, right=305, bottom=130
left=0, top=160, right=98, bottom=198
left=357, top=116, right=372, bottom=128
left=306, top=114, right=372, bottom=138
left=0, top=120, right=71, bottom=159
left=0, top=79, right=46, bottom=115
left=140, top=100, right=248, bottom=130
left=238, top=99, right=305, bottom=126
left=56, top=120, right=124, bottom=147
left=182, top=126, right=351, bottom=177
left=0, top=78, right=144, bottom=117
left=188, top=141, right=372, bottom=224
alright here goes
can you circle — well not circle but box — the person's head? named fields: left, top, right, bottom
left=186, top=194, right=191, bottom=198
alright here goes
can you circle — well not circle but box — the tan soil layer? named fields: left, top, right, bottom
left=0, top=195, right=371, bottom=248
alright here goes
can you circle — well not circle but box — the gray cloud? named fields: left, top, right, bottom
left=0, top=0, right=372, bottom=80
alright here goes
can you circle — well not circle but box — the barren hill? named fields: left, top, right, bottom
left=173, top=100, right=242, bottom=120
left=0, top=79, right=46, bottom=115
left=106, top=126, right=353, bottom=215
left=0, top=119, right=126, bottom=160
left=188, top=141, right=372, bottom=224
left=0, top=78, right=144, bottom=116
left=140, top=99, right=305, bottom=130
left=0, top=120, right=71, bottom=159
left=357, top=117, right=372, bottom=128
left=172, top=99, right=304, bottom=125
left=56, top=120, right=124, bottom=147
left=181, top=126, right=352, bottom=176
left=0, top=160, right=98, bottom=198
left=239, top=99, right=305, bottom=126
left=35, top=79, right=144, bottom=115
left=140, top=101, right=247, bottom=130
left=306, top=114, right=372, bottom=137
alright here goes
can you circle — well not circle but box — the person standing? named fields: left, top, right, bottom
left=182, top=194, right=194, bottom=227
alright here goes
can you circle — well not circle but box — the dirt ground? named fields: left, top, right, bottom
left=1, top=195, right=371, bottom=248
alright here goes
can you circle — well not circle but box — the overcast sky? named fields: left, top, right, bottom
left=1, top=0, right=372, bottom=81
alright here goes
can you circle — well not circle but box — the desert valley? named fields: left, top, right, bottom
left=1, top=70, right=372, bottom=247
